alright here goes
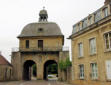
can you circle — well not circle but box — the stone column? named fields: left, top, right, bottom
left=37, top=64, right=43, bottom=80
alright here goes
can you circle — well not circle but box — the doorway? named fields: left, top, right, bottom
left=23, top=60, right=37, bottom=80
left=44, top=60, right=58, bottom=80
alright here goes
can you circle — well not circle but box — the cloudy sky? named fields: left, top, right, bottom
left=0, top=0, right=104, bottom=62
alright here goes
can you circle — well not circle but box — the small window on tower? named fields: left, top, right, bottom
left=38, top=28, right=43, bottom=32
left=26, top=40, right=29, bottom=48
left=38, top=40, right=43, bottom=48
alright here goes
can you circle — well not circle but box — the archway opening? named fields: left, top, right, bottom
left=44, top=60, right=58, bottom=80
left=23, top=60, right=37, bottom=80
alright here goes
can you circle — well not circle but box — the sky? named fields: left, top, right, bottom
left=0, top=0, right=105, bottom=62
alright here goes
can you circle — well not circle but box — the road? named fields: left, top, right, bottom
left=0, top=80, right=72, bottom=85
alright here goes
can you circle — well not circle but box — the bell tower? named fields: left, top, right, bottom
left=39, top=7, right=48, bottom=22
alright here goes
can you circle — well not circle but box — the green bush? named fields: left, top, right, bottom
left=59, top=57, right=72, bottom=71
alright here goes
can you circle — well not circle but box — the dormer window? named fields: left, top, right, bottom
left=103, top=7, right=108, bottom=17
left=82, top=19, right=87, bottom=29
left=78, top=23, right=82, bottom=31
left=94, top=10, right=101, bottom=22
left=72, top=25, right=77, bottom=34
left=88, top=16, right=93, bottom=25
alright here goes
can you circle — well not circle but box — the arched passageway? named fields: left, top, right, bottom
left=44, top=60, right=58, bottom=80
left=23, top=60, right=37, bottom=80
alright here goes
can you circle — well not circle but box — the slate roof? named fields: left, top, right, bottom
left=18, top=22, right=64, bottom=38
left=0, top=54, right=12, bottom=66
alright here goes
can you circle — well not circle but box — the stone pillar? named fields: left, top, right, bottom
left=37, top=64, right=43, bottom=80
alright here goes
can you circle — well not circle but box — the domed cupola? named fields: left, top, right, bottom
left=18, top=8, right=64, bottom=38
left=39, top=7, right=48, bottom=22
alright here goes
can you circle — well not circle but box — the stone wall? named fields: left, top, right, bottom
left=0, top=65, right=13, bottom=81
left=11, top=52, right=22, bottom=80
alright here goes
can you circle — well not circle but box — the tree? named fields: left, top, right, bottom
left=32, top=64, right=37, bottom=76
left=59, top=57, right=72, bottom=71
left=47, top=64, right=58, bottom=74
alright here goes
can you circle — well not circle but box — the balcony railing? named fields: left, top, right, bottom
left=20, top=47, right=62, bottom=52
left=12, top=46, right=69, bottom=52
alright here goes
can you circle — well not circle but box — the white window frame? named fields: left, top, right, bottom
left=82, top=19, right=87, bottom=28
left=88, top=16, right=93, bottom=25
left=89, top=38, right=97, bottom=55
left=106, top=60, right=111, bottom=80
left=78, top=23, right=82, bottom=31
left=79, top=64, right=84, bottom=79
left=90, top=63, right=98, bottom=80
left=103, top=7, right=108, bottom=18
left=104, top=32, right=111, bottom=50
left=72, top=25, right=77, bottom=34
left=78, top=42, right=83, bottom=57
left=94, top=10, right=101, bottom=22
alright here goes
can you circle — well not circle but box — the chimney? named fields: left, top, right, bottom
left=104, top=0, right=111, bottom=5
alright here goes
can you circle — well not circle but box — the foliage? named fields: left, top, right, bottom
left=59, top=60, right=67, bottom=71
left=65, top=57, right=72, bottom=67
left=32, top=64, right=37, bottom=76
left=59, top=57, right=72, bottom=71
left=47, top=64, right=58, bottom=74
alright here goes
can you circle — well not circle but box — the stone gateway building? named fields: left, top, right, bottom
left=11, top=8, right=69, bottom=80
left=69, top=0, right=111, bottom=85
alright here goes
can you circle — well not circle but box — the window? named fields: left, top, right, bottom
left=89, top=38, right=96, bottom=55
left=106, top=60, right=111, bottom=80
left=72, top=25, right=77, bottom=34
left=103, top=7, right=108, bottom=17
left=79, top=64, right=84, bottom=79
left=82, top=19, right=87, bottom=28
left=26, top=40, right=29, bottom=48
left=88, top=16, right=93, bottom=25
left=78, top=23, right=82, bottom=30
left=38, top=40, right=43, bottom=48
left=104, top=32, right=111, bottom=50
left=90, top=63, right=98, bottom=79
left=95, top=10, right=101, bottom=22
left=38, top=28, right=43, bottom=32
left=78, top=43, right=83, bottom=57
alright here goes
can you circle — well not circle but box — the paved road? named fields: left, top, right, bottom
left=0, top=80, right=72, bottom=85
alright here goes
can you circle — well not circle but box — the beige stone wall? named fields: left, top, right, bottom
left=19, top=36, right=63, bottom=49
left=11, top=52, right=22, bottom=80
left=71, top=21, right=111, bottom=85
left=0, top=65, right=12, bottom=81
left=21, top=52, right=59, bottom=80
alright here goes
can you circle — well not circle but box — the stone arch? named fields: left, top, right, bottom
left=43, top=60, right=58, bottom=80
left=23, top=60, right=37, bottom=80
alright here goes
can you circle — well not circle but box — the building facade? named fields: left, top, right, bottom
left=11, top=8, right=69, bottom=80
left=0, top=53, right=13, bottom=81
left=69, top=0, right=111, bottom=85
